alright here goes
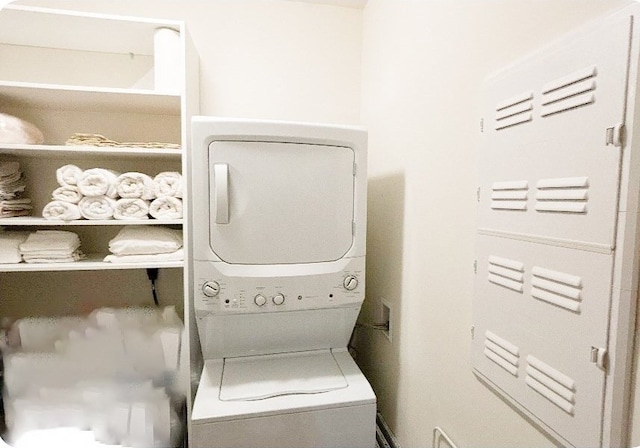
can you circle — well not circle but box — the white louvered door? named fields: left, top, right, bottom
left=473, top=11, right=633, bottom=448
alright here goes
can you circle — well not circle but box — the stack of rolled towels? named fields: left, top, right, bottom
left=104, top=226, right=183, bottom=263
left=42, top=165, right=183, bottom=221
left=0, top=160, right=32, bottom=218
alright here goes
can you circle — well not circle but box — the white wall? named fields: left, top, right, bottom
left=356, top=1, right=638, bottom=447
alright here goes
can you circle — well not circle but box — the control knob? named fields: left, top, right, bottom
left=202, top=281, right=220, bottom=297
left=254, top=294, right=267, bottom=307
left=343, top=275, right=358, bottom=291
left=272, top=293, right=285, bottom=305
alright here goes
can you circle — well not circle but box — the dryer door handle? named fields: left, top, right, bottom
left=214, top=163, right=229, bottom=224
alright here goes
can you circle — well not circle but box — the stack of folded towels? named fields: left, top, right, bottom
left=0, top=160, right=32, bottom=218
left=3, top=306, right=185, bottom=447
left=19, top=230, right=84, bottom=264
left=104, top=226, right=183, bottom=263
left=42, top=165, right=183, bottom=221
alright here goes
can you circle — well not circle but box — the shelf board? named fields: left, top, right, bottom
left=0, top=217, right=183, bottom=226
left=0, top=81, right=181, bottom=114
left=0, top=144, right=182, bottom=159
left=0, top=5, right=182, bottom=55
left=0, top=253, right=184, bottom=272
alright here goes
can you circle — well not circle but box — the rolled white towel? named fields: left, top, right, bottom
left=78, top=196, right=116, bottom=220
left=114, top=198, right=150, bottom=220
left=108, top=226, right=182, bottom=255
left=153, top=172, right=182, bottom=198
left=56, top=164, right=83, bottom=187
left=42, top=201, right=82, bottom=221
left=149, top=196, right=182, bottom=220
left=77, top=168, right=120, bottom=198
left=115, top=172, right=155, bottom=200
left=51, top=185, right=82, bottom=204
left=104, top=248, right=184, bottom=263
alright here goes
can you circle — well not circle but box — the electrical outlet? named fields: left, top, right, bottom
left=381, top=299, right=392, bottom=342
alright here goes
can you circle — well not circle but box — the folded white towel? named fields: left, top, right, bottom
left=104, top=248, right=184, bottom=263
left=0, top=161, right=20, bottom=178
left=152, top=172, right=182, bottom=198
left=0, top=231, right=30, bottom=263
left=108, top=226, right=182, bottom=256
left=42, top=201, right=82, bottom=221
left=20, top=230, right=81, bottom=253
left=149, top=196, right=182, bottom=220
left=23, top=249, right=84, bottom=264
left=55, top=164, right=83, bottom=187
left=51, top=185, right=82, bottom=204
left=77, top=168, right=119, bottom=198
left=114, top=198, right=150, bottom=220
left=78, top=196, right=116, bottom=220
left=115, top=172, right=155, bottom=200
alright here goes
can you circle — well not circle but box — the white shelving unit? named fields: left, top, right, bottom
left=0, top=4, right=200, bottom=445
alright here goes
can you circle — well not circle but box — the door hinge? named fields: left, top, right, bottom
left=480, top=118, right=484, bottom=133
left=605, top=123, right=624, bottom=148
left=471, top=326, right=475, bottom=339
left=353, top=162, right=357, bottom=176
left=473, top=259, right=478, bottom=274
left=476, top=187, right=481, bottom=203
left=352, top=221, right=356, bottom=236
left=590, top=346, right=607, bottom=370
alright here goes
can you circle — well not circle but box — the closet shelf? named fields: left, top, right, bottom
left=0, top=254, right=184, bottom=272
left=0, top=144, right=182, bottom=159
left=0, top=217, right=183, bottom=226
left=0, top=81, right=180, bottom=114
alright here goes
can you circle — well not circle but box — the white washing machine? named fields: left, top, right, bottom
left=189, top=117, right=376, bottom=448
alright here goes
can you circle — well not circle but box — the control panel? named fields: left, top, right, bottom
left=193, top=259, right=365, bottom=315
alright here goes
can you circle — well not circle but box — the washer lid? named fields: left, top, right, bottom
left=220, top=350, right=348, bottom=401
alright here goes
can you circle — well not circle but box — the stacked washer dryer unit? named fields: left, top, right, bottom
left=189, top=117, right=376, bottom=448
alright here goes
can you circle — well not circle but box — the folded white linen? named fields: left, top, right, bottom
left=104, top=248, right=184, bottom=263
left=23, top=249, right=84, bottom=264
left=108, top=226, right=182, bottom=256
left=0, top=113, right=44, bottom=144
left=77, top=168, right=119, bottom=198
left=51, top=185, right=82, bottom=204
left=149, top=196, right=182, bottom=220
left=42, top=201, right=82, bottom=221
left=0, top=198, right=32, bottom=217
left=152, top=172, right=182, bottom=198
left=0, top=231, right=30, bottom=263
left=55, top=164, right=83, bottom=187
left=115, top=172, right=155, bottom=200
left=78, top=196, right=116, bottom=220
left=113, top=198, right=150, bottom=220
left=20, top=230, right=81, bottom=253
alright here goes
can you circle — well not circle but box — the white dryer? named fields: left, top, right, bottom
left=189, top=117, right=375, bottom=448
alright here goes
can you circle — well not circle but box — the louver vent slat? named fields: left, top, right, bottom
left=541, top=66, right=597, bottom=117
left=484, top=331, right=520, bottom=376
left=488, top=256, right=524, bottom=292
left=491, top=181, right=528, bottom=211
left=535, top=176, right=589, bottom=214
left=526, top=355, right=576, bottom=415
left=495, top=91, right=533, bottom=130
left=531, top=266, right=582, bottom=312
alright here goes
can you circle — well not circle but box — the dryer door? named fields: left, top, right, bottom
left=208, top=140, right=355, bottom=265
